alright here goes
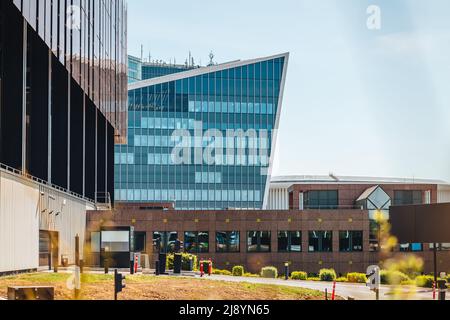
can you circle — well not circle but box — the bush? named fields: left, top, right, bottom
left=291, top=271, right=308, bottom=281
left=336, top=277, right=348, bottom=282
left=415, top=275, right=438, bottom=288
left=380, top=270, right=410, bottom=285
left=212, top=269, right=232, bottom=276
left=319, top=269, right=337, bottom=282
left=307, top=277, right=321, bottom=281
left=166, top=253, right=198, bottom=271
left=243, top=273, right=260, bottom=278
left=261, top=266, right=278, bottom=279
left=347, top=273, right=367, bottom=284
left=232, top=266, right=245, bottom=277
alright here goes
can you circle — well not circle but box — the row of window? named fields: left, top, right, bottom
left=114, top=189, right=263, bottom=202
left=301, top=190, right=424, bottom=210
left=131, top=134, right=271, bottom=149
left=150, top=231, right=364, bottom=254
left=187, top=101, right=276, bottom=115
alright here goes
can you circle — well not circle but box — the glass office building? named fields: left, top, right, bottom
left=116, top=53, right=289, bottom=210
left=0, top=0, right=127, bottom=202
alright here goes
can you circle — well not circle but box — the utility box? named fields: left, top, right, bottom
left=8, top=286, right=55, bottom=300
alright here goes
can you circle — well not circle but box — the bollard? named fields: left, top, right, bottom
left=134, top=255, right=139, bottom=274
left=325, top=288, right=328, bottom=301
left=433, top=281, right=436, bottom=300
left=208, top=260, right=212, bottom=276
left=155, top=261, right=160, bottom=276
left=104, top=258, right=109, bottom=274
left=130, top=259, right=135, bottom=275
left=200, top=261, right=204, bottom=277
left=437, top=280, right=447, bottom=301
left=331, top=281, right=336, bottom=301
left=79, top=259, right=84, bottom=274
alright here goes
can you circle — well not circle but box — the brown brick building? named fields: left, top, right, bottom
left=85, top=176, right=450, bottom=275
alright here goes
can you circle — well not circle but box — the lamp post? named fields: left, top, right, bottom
left=284, top=262, right=289, bottom=280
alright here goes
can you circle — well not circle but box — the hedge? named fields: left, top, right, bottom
left=232, top=266, right=245, bottom=277
left=212, top=269, right=232, bottom=276
left=261, top=266, right=278, bottom=279
left=291, top=271, right=308, bottom=281
left=336, top=277, right=348, bottom=282
left=380, top=270, right=410, bottom=285
left=347, top=273, right=367, bottom=284
left=319, top=269, right=337, bottom=282
left=166, top=253, right=198, bottom=271
left=243, top=273, right=260, bottom=278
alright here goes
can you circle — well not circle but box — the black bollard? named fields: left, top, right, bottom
left=79, top=259, right=84, bottom=274
left=130, top=259, right=135, bottom=275
left=155, top=261, right=160, bottom=275
left=105, top=258, right=109, bottom=274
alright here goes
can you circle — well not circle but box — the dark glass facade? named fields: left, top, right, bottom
left=116, top=54, right=289, bottom=210
left=0, top=1, right=127, bottom=202
left=142, top=64, right=197, bottom=80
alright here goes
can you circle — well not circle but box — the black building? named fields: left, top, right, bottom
left=0, top=0, right=128, bottom=203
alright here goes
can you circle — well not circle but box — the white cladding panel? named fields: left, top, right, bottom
left=438, top=185, right=450, bottom=203
left=0, top=172, right=39, bottom=273
left=267, top=187, right=289, bottom=210
left=0, top=170, right=93, bottom=273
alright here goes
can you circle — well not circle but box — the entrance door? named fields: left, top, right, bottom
left=39, top=230, right=59, bottom=269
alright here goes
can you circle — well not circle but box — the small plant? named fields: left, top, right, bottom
left=291, top=271, right=308, bottom=281
left=347, top=273, right=367, bottom=283
left=415, top=275, right=437, bottom=288
left=243, top=273, right=260, bottom=278
left=261, top=266, right=278, bottom=279
left=319, top=269, right=337, bottom=282
left=232, top=266, right=245, bottom=277
left=212, top=269, right=232, bottom=276
left=166, top=253, right=198, bottom=271
left=307, top=277, right=321, bottom=281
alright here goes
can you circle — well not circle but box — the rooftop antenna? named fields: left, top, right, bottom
left=189, top=51, right=192, bottom=67
left=140, top=44, right=144, bottom=62
left=208, top=51, right=215, bottom=66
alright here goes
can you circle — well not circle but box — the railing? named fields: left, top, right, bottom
left=300, top=205, right=364, bottom=210
left=95, top=192, right=112, bottom=210
left=0, top=162, right=95, bottom=205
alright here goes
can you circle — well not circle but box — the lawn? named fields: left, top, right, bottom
left=0, top=273, right=328, bottom=300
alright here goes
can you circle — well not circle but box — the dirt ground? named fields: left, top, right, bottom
left=0, top=273, right=328, bottom=300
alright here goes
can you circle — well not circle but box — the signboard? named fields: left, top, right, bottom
left=390, top=203, right=450, bottom=243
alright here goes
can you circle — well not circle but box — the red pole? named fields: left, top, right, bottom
left=200, top=262, right=204, bottom=277
left=331, top=281, right=336, bottom=301
left=134, top=255, right=138, bottom=273
left=433, top=281, right=436, bottom=300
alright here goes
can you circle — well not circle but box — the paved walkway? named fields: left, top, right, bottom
left=207, top=275, right=445, bottom=300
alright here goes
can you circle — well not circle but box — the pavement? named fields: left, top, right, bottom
left=207, top=275, right=448, bottom=301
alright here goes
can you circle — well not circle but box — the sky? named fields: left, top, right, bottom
left=127, top=0, right=450, bottom=183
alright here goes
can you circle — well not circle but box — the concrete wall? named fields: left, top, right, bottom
left=0, top=168, right=94, bottom=273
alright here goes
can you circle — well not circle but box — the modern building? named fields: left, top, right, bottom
left=86, top=175, right=450, bottom=274
left=127, top=54, right=197, bottom=84
left=115, top=53, right=289, bottom=210
left=0, top=0, right=127, bottom=274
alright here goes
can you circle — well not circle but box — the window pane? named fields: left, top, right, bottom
left=260, top=231, right=271, bottom=252
left=290, top=231, right=302, bottom=252
left=278, top=231, right=289, bottom=252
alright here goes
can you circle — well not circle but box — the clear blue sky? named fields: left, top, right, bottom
left=127, top=0, right=450, bottom=182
